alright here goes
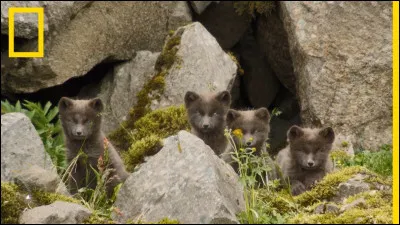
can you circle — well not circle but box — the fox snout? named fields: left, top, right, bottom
left=201, top=116, right=212, bottom=130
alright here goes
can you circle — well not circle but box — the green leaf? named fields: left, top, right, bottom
left=43, top=101, right=52, bottom=115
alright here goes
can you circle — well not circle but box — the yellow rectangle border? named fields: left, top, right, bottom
left=393, top=1, right=399, bottom=224
left=8, top=7, right=44, bottom=58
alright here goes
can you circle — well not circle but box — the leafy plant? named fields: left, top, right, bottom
left=331, top=144, right=392, bottom=177
left=224, top=128, right=287, bottom=224
left=1, top=99, right=66, bottom=175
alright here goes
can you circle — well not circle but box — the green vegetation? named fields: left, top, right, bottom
left=123, top=106, right=190, bottom=171
left=330, top=144, right=393, bottom=177
left=109, top=28, right=184, bottom=152
left=1, top=100, right=66, bottom=175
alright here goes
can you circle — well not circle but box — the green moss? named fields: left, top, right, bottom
left=227, top=51, right=244, bottom=76
left=341, top=141, right=349, bottom=148
left=256, top=189, right=298, bottom=214
left=31, top=190, right=81, bottom=205
left=1, top=182, right=29, bottom=224
left=294, top=166, right=366, bottom=206
left=122, top=106, right=190, bottom=171
left=1, top=182, right=84, bottom=224
left=290, top=190, right=392, bottom=224
left=124, top=135, right=163, bottom=171
left=233, top=1, right=275, bottom=18
left=83, top=214, right=116, bottom=224
left=154, top=218, right=180, bottom=224
left=109, top=28, right=184, bottom=151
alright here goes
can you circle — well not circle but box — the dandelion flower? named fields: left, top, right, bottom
left=233, top=129, right=243, bottom=138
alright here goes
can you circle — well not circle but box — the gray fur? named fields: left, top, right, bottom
left=184, top=91, right=231, bottom=155
left=276, top=125, right=335, bottom=196
left=221, top=108, right=271, bottom=174
left=58, top=97, right=129, bottom=196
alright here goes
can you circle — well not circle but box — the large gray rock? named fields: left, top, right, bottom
left=112, top=130, right=245, bottom=224
left=196, top=1, right=251, bottom=49
left=280, top=1, right=392, bottom=150
left=1, top=1, right=91, bottom=39
left=256, top=5, right=296, bottom=94
left=79, top=51, right=160, bottom=135
left=14, top=165, right=69, bottom=195
left=2, top=1, right=192, bottom=94
left=19, top=201, right=91, bottom=224
left=150, top=22, right=238, bottom=110
left=238, top=27, right=280, bottom=109
left=1, top=113, right=56, bottom=182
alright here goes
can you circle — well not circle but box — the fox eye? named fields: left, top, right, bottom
left=83, top=118, right=89, bottom=124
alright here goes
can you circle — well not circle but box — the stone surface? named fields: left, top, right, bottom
left=340, top=198, right=366, bottom=213
left=112, top=130, right=245, bottom=224
left=331, top=174, right=371, bottom=203
left=19, top=201, right=91, bottom=224
left=150, top=22, right=238, bottom=110
left=79, top=51, right=160, bottom=135
left=2, top=1, right=192, bottom=94
left=1, top=113, right=57, bottom=182
left=280, top=1, right=392, bottom=150
left=195, top=1, right=251, bottom=49
left=256, top=6, right=296, bottom=94
left=1, top=1, right=91, bottom=39
left=14, top=165, right=69, bottom=195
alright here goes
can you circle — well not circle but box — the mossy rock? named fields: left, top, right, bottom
left=1, top=182, right=81, bottom=224
left=121, top=105, right=190, bottom=172
left=109, top=28, right=184, bottom=151
left=290, top=190, right=392, bottom=224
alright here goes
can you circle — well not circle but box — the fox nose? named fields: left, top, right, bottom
left=76, top=131, right=83, bottom=136
left=307, top=161, right=315, bottom=167
left=203, top=124, right=209, bottom=129
left=246, top=141, right=252, bottom=146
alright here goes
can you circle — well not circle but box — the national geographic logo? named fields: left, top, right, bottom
left=8, top=7, right=44, bottom=58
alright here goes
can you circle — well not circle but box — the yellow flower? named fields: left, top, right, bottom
left=251, top=148, right=256, bottom=153
left=248, top=137, right=253, bottom=142
left=233, top=129, right=243, bottom=138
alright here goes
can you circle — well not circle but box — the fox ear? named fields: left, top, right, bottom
left=319, top=127, right=335, bottom=144
left=216, top=90, right=231, bottom=106
left=58, top=97, right=74, bottom=112
left=287, top=125, right=303, bottom=142
left=255, top=107, right=270, bottom=122
left=184, top=91, right=200, bottom=107
left=226, top=109, right=240, bottom=125
left=89, top=98, right=104, bottom=113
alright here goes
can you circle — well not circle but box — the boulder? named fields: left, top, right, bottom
left=1, top=113, right=56, bottom=182
left=280, top=1, right=392, bottom=150
left=256, top=5, right=296, bottom=94
left=2, top=1, right=192, bottom=94
left=19, top=201, right=91, bottom=224
left=79, top=51, right=160, bottom=135
left=112, top=130, right=245, bottom=224
left=14, top=165, right=69, bottom=195
left=1, top=1, right=91, bottom=39
left=195, top=1, right=251, bottom=49
left=150, top=22, right=238, bottom=110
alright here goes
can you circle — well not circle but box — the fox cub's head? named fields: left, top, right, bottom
left=226, top=108, right=270, bottom=154
left=58, top=97, right=104, bottom=140
left=287, top=126, right=335, bottom=170
left=184, top=90, right=231, bottom=134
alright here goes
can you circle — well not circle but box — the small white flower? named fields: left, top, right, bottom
left=25, top=195, right=31, bottom=200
